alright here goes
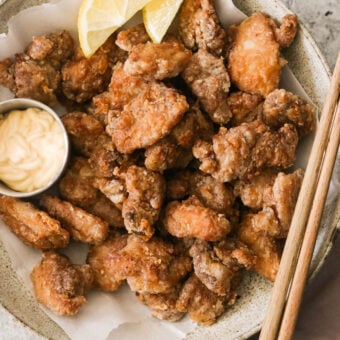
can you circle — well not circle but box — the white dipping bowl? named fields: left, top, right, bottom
left=0, top=98, right=69, bottom=198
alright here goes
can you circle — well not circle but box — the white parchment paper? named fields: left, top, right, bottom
left=0, top=0, right=338, bottom=339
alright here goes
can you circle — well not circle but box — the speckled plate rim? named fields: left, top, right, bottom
left=0, top=0, right=338, bottom=339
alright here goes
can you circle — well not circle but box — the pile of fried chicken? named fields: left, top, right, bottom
left=0, top=0, right=315, bottom=326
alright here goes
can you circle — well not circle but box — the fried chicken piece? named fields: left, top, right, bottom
left=124, top=36, right=192, bottom=80
left=61, top=37, right=120, bottom=103
left=193, top=120, right=267, bottom=182
left=193, top=120, right=298, bottom=182
left=90, top=193, right=124, bottom=228
left=91, top=62, right=150, bottom=125
left=0, top=58, right=15, bottom=92
left=121, top=235, right=192, bottom=294
left=14, top=54, right=61, bottom=105
left=182, top=48, right=231, bottom=124
left=251, top=123, right=298, bottom=173
left=227, top=13, right=297, bottom=97
left=31, top=251, right=93, bottom=315
left=163, top=196, right=231, bottom=241
left=270, top=14, right=298, bottom=48
left=227, top=91, right=263, bottom=126
left=122, top=166, right=165, bottom=239
left=238, top=213, right=282, bottom=281
left=189, top=239, right=255, bottom=296
left=26, top=30, right=74, bottom=68
left=59, top=157, right=124, bottom=228
left=116, top=24, right=150, bottom=52
left=263, top=89, right=316, bottom=136
left=40, top=195, right=109, bottom=245
left=145, top=141, right=193, bottom=172
left=178, top=0, right=226, bottom=56
left=235, top=169, right=304, bottom=236
left=0, top=30, right=74, bottom=105
left=144, top=103, right=214, bottom=172
left=109, top=82, right=189, bottom=153
left=0, top=195, right=69, bottom=250
left=59, top=157, right=98, bottom=207
left=166, top=170, right=235, bottom=214
left=176, top=274, right=232, bottom=325
left=136, top=286, right=185, bottom=322
left=61, top=112, right=106, bottom=157
left=87, top=232, right=129, bottom=291
left=234, top=169, right=277, bottom=210
left=94, top=177, right=126, bottom=210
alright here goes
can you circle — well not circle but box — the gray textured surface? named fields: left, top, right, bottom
left=0, top=0, right=339, bottom=339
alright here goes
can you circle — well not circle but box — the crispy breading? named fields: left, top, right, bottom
left=40, top=195, right=109, bottom=244
left=122, top=235, right=192, bottom=294
left=145, top=141, right=193, bottom=172
left=182, top=48, right=231, bottom=124
left=238, top=212, right=282, bottom=281
left=14, top=54, right=61, bottom=105
left=144, top=103, right=214, bottom=171
left=26, top=30, right=74, bottom=68
left=189, top=239, right=255, bottom=296
left=251, top=123, right=298, bottom=173
left=94, top=177, right=126, bottom=210
left=59, top=157, right=98, bottom=208
left=235, top=168, right=304, bottom=236
left=31, top=251, right=93, bottom=315
left=234, top=169, right=277, bottom=210
left=61, top=37, right=125, bottom=103
left=136, top=286, right=185, bottom=322
left=166, top=170, right=235, bottom=214
left=193, top=120, right=298, bottom=182
left=122, top=166, right=165, bottom=239
left=263, top=89, right=316, bottom=136
left=227, top=91, right=263, bottom=126
left=0, top=58, right=15, bottom=92
left=109, top=82, right=189, bottom=153
left=124, top=36, right=192, bottom=80
left=0, top=30, right=74, bottom=105
left=178, top=0, right=226, bottom=56
left=61, top=112, right=105, bottom=157
left=176, top=274, right=232, bottom=326
left=0, top=195, right=69, bottom=250
left=269, top=14, right=298, bottom=48
left=163, top=196, right=231, bottom=241
left=87, top=232, right=129, bottom=291
left=59, top=157, right=124, bottom=228
left=116, top=24, right=150, bottom=52
left=227, top=13, right=297, bottom=96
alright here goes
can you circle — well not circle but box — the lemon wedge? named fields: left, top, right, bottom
left=143, top=0, right=184, bottom=43
left=78, top=0, right=153, bottom=57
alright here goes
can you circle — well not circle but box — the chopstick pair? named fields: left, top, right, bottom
left=259, top=52, right=340, bottom=340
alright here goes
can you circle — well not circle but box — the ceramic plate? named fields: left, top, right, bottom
left=0, top=0, right=339, bottom=339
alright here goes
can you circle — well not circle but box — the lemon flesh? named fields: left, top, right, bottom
left=78, top=0, right=153, bottom=57
left=143, top=0, right=184, bottom=43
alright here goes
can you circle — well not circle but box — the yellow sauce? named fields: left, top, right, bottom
left=0, top=107, right=66, bottom=192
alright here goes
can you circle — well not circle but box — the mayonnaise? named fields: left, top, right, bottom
left=0, top=107, right=66, bottom=192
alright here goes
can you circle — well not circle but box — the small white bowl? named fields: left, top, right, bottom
left=0, top=98, right=69, bottom=198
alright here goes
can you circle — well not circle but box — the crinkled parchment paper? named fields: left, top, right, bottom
left=0, top=0, right=338, bottom=339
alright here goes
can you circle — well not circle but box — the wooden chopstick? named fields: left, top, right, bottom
left=277, top=98, right=340, bottom=340
left=259, top=52, right=340, bottom=340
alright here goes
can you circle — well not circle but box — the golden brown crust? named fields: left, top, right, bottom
left=31, top=251, right=93, bottom=315
left=163, top=196, right=231, bottom=241
left=178, top=0, right=226, bottom=56
left=181, top=49, right=231, bottom=124
left=0, top=195, right=69, bottom=250
left=40, top=194, right=109, bottom=244
left=109, top=82, right=189, bottom=153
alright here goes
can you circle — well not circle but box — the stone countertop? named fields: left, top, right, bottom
left=0, top=0, right=339, bottom=339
